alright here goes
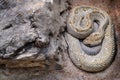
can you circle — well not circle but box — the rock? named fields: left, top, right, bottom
left=0, top=0, right=65, bottom=69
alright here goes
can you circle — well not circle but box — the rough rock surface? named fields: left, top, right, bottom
left=0, top=0, right=65, bottom=68
left=0, top=0, right=119, bottom=80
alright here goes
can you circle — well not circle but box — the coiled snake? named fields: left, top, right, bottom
left=65, top=6, right=115, bottom=72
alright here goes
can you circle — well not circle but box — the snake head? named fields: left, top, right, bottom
left=83, top=32, right=103, bottom=46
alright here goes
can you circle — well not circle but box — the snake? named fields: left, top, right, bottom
left=65, top=5, right=115, bottom=72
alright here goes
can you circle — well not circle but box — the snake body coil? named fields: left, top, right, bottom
left=65, top=6, right=115, bottom=72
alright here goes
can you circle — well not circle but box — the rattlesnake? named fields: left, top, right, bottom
left=65, top=5, right=115, bottom=72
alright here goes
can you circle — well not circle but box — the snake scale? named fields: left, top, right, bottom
left=65, top=6, right=115, bottom=72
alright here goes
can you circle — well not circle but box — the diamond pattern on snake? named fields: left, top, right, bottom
left=65, top=5, right=115, bottom=72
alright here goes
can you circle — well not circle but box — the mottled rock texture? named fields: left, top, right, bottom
left=0, top=0, right=119, bottom=80
left=0, top=0, right=65, bottom=68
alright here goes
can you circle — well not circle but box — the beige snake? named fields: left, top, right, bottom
left=65, top=6, right=115, bottom=72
